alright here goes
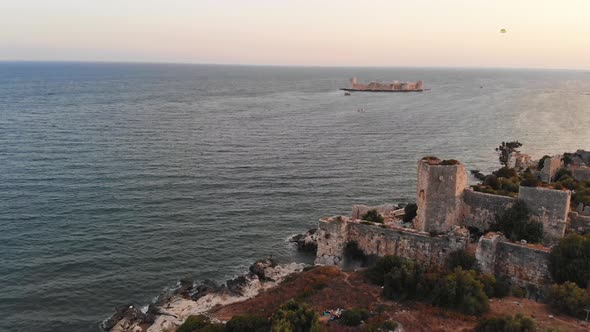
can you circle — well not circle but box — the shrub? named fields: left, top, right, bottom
left=402, top=203, right=418, bottom=223
left=549, top=233, right=590, bottom=288
left=546, top=282, right=590, bottom=318
left=366, top=255, right=406, bottom=285
left=177, top=315, right=224, bottom=332
left=476, top=314, right=536, bottom=332
left=271, top=300, right=320, bottom=332
left=493, top=167, right=517, bottom=179
left=554, top=168, right=572, bottom=182
left=362, top=209, right=384, bottom=223
left=364, top=319, right=400, bottom=332
left=484, top=175, right=501, bottom=190
left=447, top=250, right=478, bottom=271
left=431, top=268, right=489, bottom=315
left=225, top=315, right=269, bottom=332
left=511, top=286, right=526, bottom=298
left=478, top=273, right=497, bottom=298
left=441, top=159, right=460, bottom=165
left=383, top=259, right=425, bottom=301
left=491, top=200, right=543, bottom=243
left=341, top=308, right=370, bottom=326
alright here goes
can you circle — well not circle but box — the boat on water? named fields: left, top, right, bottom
left=340, top=77, right=424, bottom=92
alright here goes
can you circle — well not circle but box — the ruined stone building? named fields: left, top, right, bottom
left=315, top=154, right=590, bottom=293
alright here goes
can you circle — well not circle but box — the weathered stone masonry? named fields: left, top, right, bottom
left=316, top=218, right=468, bottom=270
left=462, top=189, right=515, bottom=232
left=476, top=234, right=551, bottom=289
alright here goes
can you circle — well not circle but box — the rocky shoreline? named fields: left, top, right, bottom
left=101, top=231, right=318, bottom=332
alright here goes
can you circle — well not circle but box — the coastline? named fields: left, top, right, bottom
left=103, top=260, right=306, bottom=332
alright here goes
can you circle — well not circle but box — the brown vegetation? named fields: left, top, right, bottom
left=210, top=266, right=587, bottom=331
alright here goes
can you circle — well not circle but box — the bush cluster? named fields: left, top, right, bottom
left=225, top=315, right=269, bottom=332
left=476, top=314, right=536, bottom=332
left=366, top=255, right=510, bottom=315
left=431, top=269, right=489, bottom=315
left=491, top=200, right=543, bottom=243
left=270, top=300, right=320, bottom=332
left=546, top=282, right=590, bottom=319
left=548, top=233, right=590, bottom=288
left=340, top=308, right=370, bottom=326
left=362, top=209, right=384, bottom=223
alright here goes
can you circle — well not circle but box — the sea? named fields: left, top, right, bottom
left=1, top=62, right=589, bottom=331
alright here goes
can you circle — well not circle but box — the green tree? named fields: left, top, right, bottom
left=549, top=233, right=590, bottom=288
left=491, top=200, right=543, bottom=243
left=496, top=141, right=523, bottom=167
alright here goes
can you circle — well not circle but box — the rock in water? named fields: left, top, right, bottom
left=191, top=279, right=223, bottom=301
left=226, top=275, right=250, bottom=295
left=289, top=228, right=318, bottom=253
left=249, top=258, right=277, bottom=281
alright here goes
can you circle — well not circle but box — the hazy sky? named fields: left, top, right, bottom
left=1, top=0, right=590, bottom=69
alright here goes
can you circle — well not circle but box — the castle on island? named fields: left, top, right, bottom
left=315, top=150, right=590, bottom=293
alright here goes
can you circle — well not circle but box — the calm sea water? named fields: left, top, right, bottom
left=1, top=62, right=589, bottom=331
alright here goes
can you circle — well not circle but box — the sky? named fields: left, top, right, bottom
left=1, top=0, right=590, bottom=69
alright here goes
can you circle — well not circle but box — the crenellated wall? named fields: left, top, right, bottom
left=476, top=234, right=551, bottom=289
left=462, top=189, right=516, bottom=231
left=518, top=186, right=570, bottom=244
left=315, top=218, right=468, bottom=270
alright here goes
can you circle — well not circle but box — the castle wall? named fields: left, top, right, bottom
left=568, top=212, right=590, bottom=234
left=518, top=186, right=570, bottom=244
left=415, top=160, right=467, bottom=234
left=476, top=234, right=551, bottom=288
left=315, top=218, right=468, bottom=270
left=462, top=189, right=516, bottom=231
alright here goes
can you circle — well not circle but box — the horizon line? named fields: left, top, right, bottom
left=0, top=59, right=588, bottom=72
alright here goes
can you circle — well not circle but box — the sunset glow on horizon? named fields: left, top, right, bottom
left=1, top=0, right=590, bottom=69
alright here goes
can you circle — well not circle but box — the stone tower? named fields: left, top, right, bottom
left=415, top=157, right=467, bottom=234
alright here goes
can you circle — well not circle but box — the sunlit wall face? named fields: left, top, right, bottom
left=1, top=0, right=589, bottom=68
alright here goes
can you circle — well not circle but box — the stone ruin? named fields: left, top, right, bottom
left=315, top=154, right=590, bottom=292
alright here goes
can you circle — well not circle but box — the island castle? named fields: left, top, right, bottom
left=315, top=151, right=590, bottom=295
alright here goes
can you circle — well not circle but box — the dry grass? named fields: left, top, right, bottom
left=210, top=266, right=589, bottom=331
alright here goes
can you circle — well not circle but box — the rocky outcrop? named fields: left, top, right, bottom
left=289, top=228, right=318, bottom=253
left=102, top=260, right=305, bottom=332
left=100, top=304, right=145, bottom=332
